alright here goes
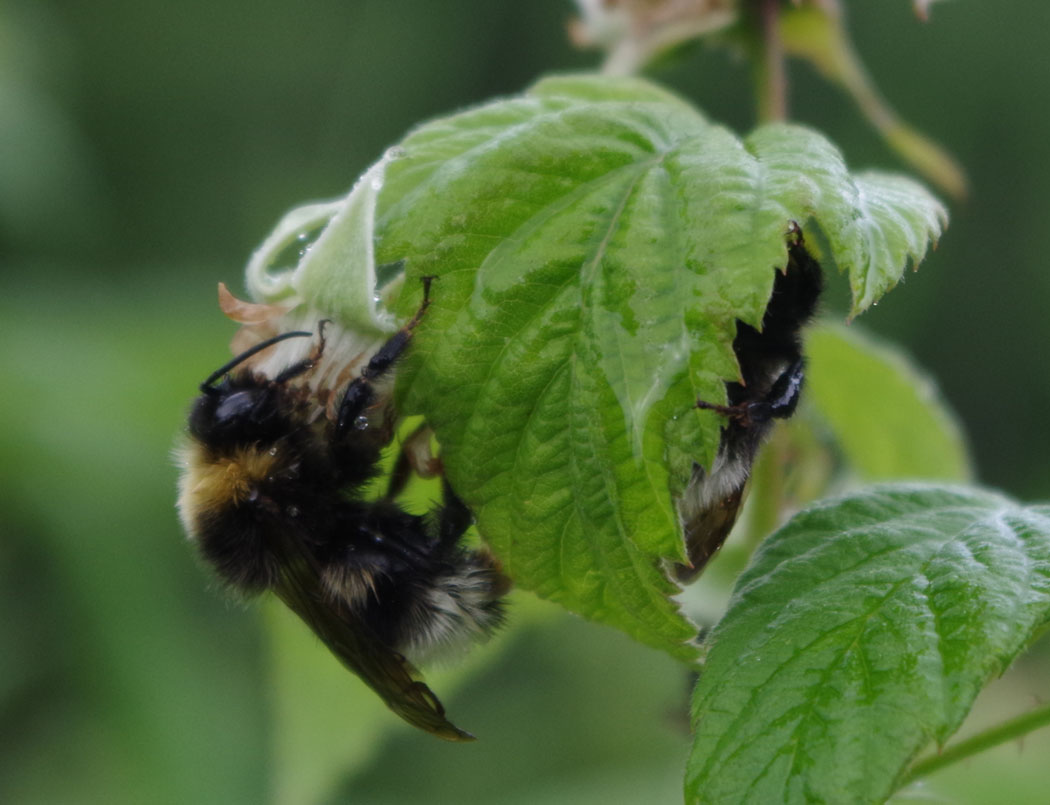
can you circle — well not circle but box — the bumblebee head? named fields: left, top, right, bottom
left=189, top=380, right=290, bottom=448
left=188, top=328, right=317, bottom=447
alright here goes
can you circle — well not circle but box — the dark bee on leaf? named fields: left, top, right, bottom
left=677, top=223, right=823, bottom=581
left=176, top=278, right=507, bottom=740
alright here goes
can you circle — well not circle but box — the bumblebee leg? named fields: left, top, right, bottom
left=336, top=278, right=434, bottom=435
left=386, top=442, right=415, bottom=501
left=436, top=479, right=473, bottom=548
left=762, top=358, right=805, bottom=419
left=696, top=358, right=804, bottom=427
left=385, top=423, right=441, bottom=500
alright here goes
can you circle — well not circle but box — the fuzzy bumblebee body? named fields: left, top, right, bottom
left=678, top=226, right=823, bottom=581
left=177, top=283, right=506, bottom=740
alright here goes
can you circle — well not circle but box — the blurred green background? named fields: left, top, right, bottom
left=2, top=1, right=1049, bottom=803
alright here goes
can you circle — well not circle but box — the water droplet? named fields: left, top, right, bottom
left=385, top=145, right=405, bottom=160
left=286, top=505, right=300, bottom=518
left=268, top=446, right=278, bottom=456
left=354, top=415, right=369, bottom=431
left=296, top=232, right=310, bottom=242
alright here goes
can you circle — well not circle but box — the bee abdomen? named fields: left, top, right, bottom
left=195, top=507, right=283, bottom=593
left=394, top=549, right=509, bottom=663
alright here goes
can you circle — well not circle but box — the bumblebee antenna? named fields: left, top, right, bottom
left=200, top=330, right=313, bottom=392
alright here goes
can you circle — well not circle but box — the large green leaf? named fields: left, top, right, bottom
left=686, top=484, right=1050, bottom=804
left=806, top=322, right=971, bottom=482
left=363, top=74, right=945, bottom=658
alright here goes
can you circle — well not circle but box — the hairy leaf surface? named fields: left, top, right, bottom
left=686, top=484, right=1050, bottom=803
left=370, top=74, right=945, bottom=657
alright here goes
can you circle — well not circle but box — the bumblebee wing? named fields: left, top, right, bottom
left=272, top=541, right=475, bottom=742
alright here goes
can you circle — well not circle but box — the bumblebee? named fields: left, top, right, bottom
left=177, top=279, right=506, bottom=740
left=678, top=224, right=823, bottom=580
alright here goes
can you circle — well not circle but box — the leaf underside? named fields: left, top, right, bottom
left=805, top=321, right=971, bottom=482
left=370, top=74, right=946, bottom=658
left=686, top=484, right=1050, bottom=804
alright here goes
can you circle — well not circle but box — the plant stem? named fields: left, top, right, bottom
left=900, top=702, right=1050, bottom=786
left=756, top=0, right=787, bottom=122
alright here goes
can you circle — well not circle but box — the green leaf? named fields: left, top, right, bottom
left=686, top=484, right=1050, bottom=804
left=245, top=153, right=402, bottom=336
left=806, top=321, right=971, bottom=481
left=742, top=126, right=947, bottom=316
left=364, top=73, right=944, bottom=659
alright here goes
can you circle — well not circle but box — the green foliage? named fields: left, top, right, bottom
left=805, top=323, right=971, bottom=482
left=358, top=74, right=946, bottom=657
left=9, top=2, right=1050, bottom=803
left=686, top=484, right=1050, bottom=803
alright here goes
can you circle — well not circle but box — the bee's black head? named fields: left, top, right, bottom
left=189, top=328, right=316, bottom=448
left=189, top=379, right=293, bottom=447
